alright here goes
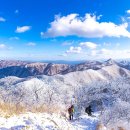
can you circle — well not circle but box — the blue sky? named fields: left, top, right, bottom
left=1, top=0, right=130, bottom=61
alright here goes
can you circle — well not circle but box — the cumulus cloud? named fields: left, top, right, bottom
left=27, top=42, right=36, bottom=46
left=66, top=46, right=82, bottom=54
left=43, top=13, right=130, bottom=38
left=126, top=10, right=130, bottom=14
left=15, top=26, right=31, bottom=33
left=0, top=17, right=6, bottom=22
left=80, top=42, right=97, bottom=49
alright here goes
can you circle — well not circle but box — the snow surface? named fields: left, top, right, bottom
left=71, top=114, right=98, bottom=130
left=0, top=113, right=99, bottom=130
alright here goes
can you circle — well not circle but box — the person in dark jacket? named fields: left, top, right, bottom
left=85, top=105, right=92, bottom=116
left=68, top=105, right=74, bottom=120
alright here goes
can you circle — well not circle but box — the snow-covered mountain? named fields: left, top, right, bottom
left=118, top=60, right=130, bottom=70
left=0, top=60, right=29, bottom=69
left=0, top=62, right=70, bottom=78
left=0, top=63, right=130, bottom=106
left=0, top=60, right=130, bottom=129
left=0, top=59, right=129, bottom=78
left=0, top=59, right=130, bottom=106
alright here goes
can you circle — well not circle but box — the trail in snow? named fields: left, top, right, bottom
left=71, top=114, right=98, bottom=130
left=0, top=113, right=99, bottom=130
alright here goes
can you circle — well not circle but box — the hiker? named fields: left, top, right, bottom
left=85, top=105, right=92, bottom=116
left=68, top=105, right=74, bottom=120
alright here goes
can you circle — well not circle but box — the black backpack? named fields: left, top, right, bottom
left=85, top=107, right=89, bottom=113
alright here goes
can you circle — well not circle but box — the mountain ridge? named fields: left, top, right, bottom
left=0, top=59, right=130, bottom=78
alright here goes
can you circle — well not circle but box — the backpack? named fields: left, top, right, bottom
left=72, top=107, right=74, bottom=113
left=85, top=107, right=89, bottom=113
left=68, top=107, right=72, bottom=113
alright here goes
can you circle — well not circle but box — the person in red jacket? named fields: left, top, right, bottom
left=68, top=105, right=74, bottom=120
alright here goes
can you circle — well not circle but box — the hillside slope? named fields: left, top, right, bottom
left=0, top=64, right=129, bottom=106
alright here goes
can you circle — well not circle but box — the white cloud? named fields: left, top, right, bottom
left=15, top=26, right=31, bottom=33
left=100, top=49, right=130, bottom=59
left=100, top=48, right=111, bottom=55
left=0, top=17, right=6, bottom=22
left=80, top=42, right=97, bottom=49
left=41, top=32, right=44, bottom=37
left=90, top=50, right=97, bottom=56
left=27, top=42, right=36, bottom=46
left=60, top=48, right=130, bottom=59
left=126, top=10, right=130, bottom=14
left=89, top=48, right=130, bottom=59
left=103, top=42, right=120, bottom=47
left=0, top=44, right=6, bottom=49
left=121, top=17, right=126, bottom=22
left=43, top=13, right=130, bottom=38
left=9, top=37, right=19, bottom=40
left=66, top=46, right=82, bottom=54
left=0, top=44, right=12, bottom=50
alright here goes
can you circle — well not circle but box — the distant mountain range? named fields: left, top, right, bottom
left=0, top=59, right=130, bottom=78
left=40, top=60, right=86, bottom=65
